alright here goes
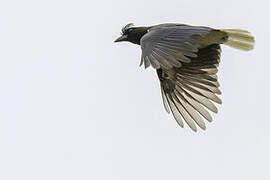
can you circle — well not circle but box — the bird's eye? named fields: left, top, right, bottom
left=127, top=28, right=133, bottom=33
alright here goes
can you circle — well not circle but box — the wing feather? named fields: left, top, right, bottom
left=157, top=44, right=221, bottom=131
left=169, top=93, right=197, bottom=131
left=175, top=88, right=213, bottom=122
left=161, top=87, right=170, bottom=113
left=165, top=93, right=184, bottom=127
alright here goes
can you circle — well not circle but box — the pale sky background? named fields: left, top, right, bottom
left=0, top=0, right=269, bottom=180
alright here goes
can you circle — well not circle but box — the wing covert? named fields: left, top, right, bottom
left=140, top=25, right=212, bottom=69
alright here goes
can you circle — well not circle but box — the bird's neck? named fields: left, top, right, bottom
left=131, top=27, right=150, bottom=45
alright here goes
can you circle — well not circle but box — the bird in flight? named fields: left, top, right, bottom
left=114, top=23, right=254, bottom=132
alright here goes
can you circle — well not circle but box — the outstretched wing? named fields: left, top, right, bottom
left=158, top=44, right=222, bottom=132
left=140, top=24, right=213, bottom=69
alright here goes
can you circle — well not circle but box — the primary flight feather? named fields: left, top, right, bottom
left=114, top=23, right=255, bottom=132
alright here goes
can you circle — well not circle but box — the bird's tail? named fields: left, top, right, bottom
left=221, top=29, right=255, bottom=51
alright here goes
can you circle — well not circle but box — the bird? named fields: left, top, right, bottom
left=114, top=23, right=255, bottom=132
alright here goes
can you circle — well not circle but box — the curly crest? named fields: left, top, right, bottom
left=121, top=23, right=134, bottom=35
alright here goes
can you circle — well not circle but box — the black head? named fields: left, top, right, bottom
left=114, top=23, right=149, bottom=45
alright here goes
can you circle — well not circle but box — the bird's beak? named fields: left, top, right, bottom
left=114, top=35, right=128, bottom=42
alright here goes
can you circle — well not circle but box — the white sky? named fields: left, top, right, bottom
left=0, top=0, right=269, bottom=179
